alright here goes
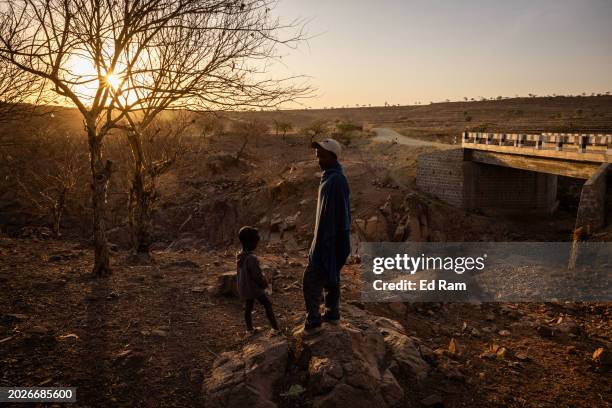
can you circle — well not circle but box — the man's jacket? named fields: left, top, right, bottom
left=308, top=162, right=351, bottom=285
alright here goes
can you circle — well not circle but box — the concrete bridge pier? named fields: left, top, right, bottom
left=574, top=163, right=610, bottom=236
left=462, top=149, right=559, bottom=215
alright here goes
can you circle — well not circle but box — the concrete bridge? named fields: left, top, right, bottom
left=416, top=132, right=612, bottom=235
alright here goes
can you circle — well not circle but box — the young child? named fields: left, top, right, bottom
left=236, top=226, right=279, bottom=333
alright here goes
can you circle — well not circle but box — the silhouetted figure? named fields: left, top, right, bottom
left=236, top=226, right=279, bottom=333
left=303, top=139, right=351, bottom=331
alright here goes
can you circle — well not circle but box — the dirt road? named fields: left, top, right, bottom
left=372, top=127, right=448, bottom=147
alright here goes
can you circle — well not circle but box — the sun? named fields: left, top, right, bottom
left=105, top=72, right=121, bottom=90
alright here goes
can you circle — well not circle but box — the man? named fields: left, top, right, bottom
left=303, top=138, right=351, bottom=331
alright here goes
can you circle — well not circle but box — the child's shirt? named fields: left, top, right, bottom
left=236, top=250, right=268, bottom=301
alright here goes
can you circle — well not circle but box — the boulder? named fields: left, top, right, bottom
left=363, top=216, right=389, bottom=241
left=374, top=317, right=432, bottom=380
left=592, top=347, right=611, bottom=367
left=204, top=332, right=289, bottom=408
left=392, top=224, right=406, bottom=241
left=271, top=179, right=300, bottom=201
left=270, top=214, right=283, bottom=232
left=215, top=272, right=238, bottom=297
left=405, top=194, right=430, bottom=241
left=283, top=212, right=300, bottom=231
left=204, top=306, right=432, bottom=408
left=296, top=305, right=431, bottom=407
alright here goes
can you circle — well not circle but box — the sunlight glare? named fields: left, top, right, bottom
left=105, top=72, right=121, bottom=90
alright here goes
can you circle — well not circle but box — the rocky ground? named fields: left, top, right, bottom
left=1, top=118, right=611, bottom=407
left=1, top=235, right=610, bottom=407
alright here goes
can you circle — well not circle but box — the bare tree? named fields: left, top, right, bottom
left=304, top=120, right=327, bottom=143
left=126, top=114, right=194, bottom=256
left=273, top=119, right=292, bottom=140
left=13, top=129, right=86, bottom=237
left=0, top=0, right=310, bottom=272
left=199, top=114, right=224, bottom=143
left=0, top=55, right=47, bottom=125
left=233, top=118, right=267, bottom=159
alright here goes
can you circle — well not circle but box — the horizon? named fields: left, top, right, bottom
left=272, top=0, right=612, bottom=109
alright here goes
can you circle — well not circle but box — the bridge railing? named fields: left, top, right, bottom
left=462, top=132, right=612, bottom=154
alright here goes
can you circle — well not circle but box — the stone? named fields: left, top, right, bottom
left=204, top=333, right=289, bottom=408
left=592, top=347, right=611, bottom=366
left=151, top=329, right=168, bottom=338
left=392, top=224, right=406, bottom=241
left=26, top=325, right=49, bottom=335
left=498, top=330, right=511, bottom=337
left=22, top=325, right=55, bottom=346
left=515, top=352, right=530, bottom=362
left=279, top=384, right=305, bottom=398
left=420, top=393, right=444, bottom=407
left=319, top=309, right=430, bottom=399
left=205, top=306, right=431, bottom=408
left=448, top=338, right=459, bottom=355
left=308, top=357, right=343, bottom=393
left=354, top=219, right=366, bottom=235
left=364, top=216, right=389, bottom=241
left=479, top=351, right=497, bottom=360
left=189, top=368, right=205, bottom=384
left=167, top=259, right=200, bottom=269
left=283, top=212, right=300, bottom=230
left=215, top=272, right=238, bottom=297
left=536, top=325, right=555, bottom=338
left=2, top=313, right=28, bottom=323
left=556, top=318, right=580, bottom=335
left=313, top=383, right=385, bottom=408
left=380, top=368, right=403, bottom=406
left=270, top=214, right=283, bottom=232
left=48, top=254, right=64, bottom=262
left=496, top=347, right=512, bottom=360
left=375, top=318, right=431, bottom=380
left=115, top=350, right=146, bottom=371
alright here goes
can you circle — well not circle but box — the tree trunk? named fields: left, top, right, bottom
left=236, top=135, right=248, bottom=161
left=88, top=127, right=112, bottom=276
left=52, top=187, right=67, bottom=238
left=127, top=132, right=153, bottom=255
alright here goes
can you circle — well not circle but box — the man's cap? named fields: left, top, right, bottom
left=311, top=138, right=342, bottom=158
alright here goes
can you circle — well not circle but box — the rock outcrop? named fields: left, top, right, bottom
left=203, top=305, right=432, bottom=408
left=214, top=272, right=238, bottom=297
left=204, top=332, right=289, bottom=407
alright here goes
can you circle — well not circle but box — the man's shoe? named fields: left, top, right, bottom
left=322, top=312, right=340, bottom=324
left=304, top=320, right=322, bottom=331
left=294, top=321, right=322, bottom=337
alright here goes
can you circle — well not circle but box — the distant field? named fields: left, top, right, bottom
left=232, top=95, right=612, bottom=144
left=2, top=96, right=611, bottom=145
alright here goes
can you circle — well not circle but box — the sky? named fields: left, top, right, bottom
left=270, top=0, right=612, bottom=108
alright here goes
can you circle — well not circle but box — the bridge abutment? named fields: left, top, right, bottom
left=417, top=148, right=558, bottom=216
left=575, top=163, right=610, bottom=235
left=417, top=133, right=612, bottom=236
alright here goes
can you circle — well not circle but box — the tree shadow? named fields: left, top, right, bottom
left=78, top=276, right=113, bottom=405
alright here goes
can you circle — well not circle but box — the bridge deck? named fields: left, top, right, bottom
left=462, top=132, right=612, bottom=164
